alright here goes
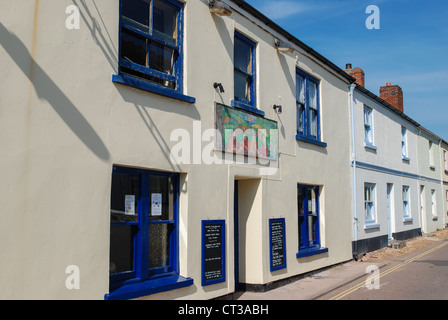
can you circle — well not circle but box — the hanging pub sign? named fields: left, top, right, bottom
left=201, top=220, right=226, bottom=286
left=269, top=218, right=286, bottom=271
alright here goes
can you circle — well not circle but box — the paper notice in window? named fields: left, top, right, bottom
left=125, top=195, right=135, bottom=215
left=151, top=193, right=162, bottom=216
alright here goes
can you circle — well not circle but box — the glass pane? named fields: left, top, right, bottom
left=298, top=216, right=304, bottom=247
left=148, top=223, right=171, bottom=269
left=296, top=74, right=305, bottom=104
left=308, top=81, right=317, bottom=109
left=365, top=126, right=372, bottom=144
left=149, top=175, right=175, bottom=221
left=364, top=108, right=371, bottom=126
left=122, top=0, right=150, bottom=32
left=110, top=225, right=136, bottom=274
left=234, top=37, right=252, bottom=74
left=110, top=173, right=139, bottom=223
left=297, top=104, right=305, bottom=134
left=234, top=71, right=251, bottom=102
left=308, top=215, right=317, bottom=242
left=298, top=187, right=304, bottom=215
left=121, top=30, right=148, bottom=67
left=309, top=109, right=318, bottom=138
left=148, top=41, right=175, bottom=75
left=308, top=189, right=317, bottom=214
left=153, top=0, right=178, bottom=46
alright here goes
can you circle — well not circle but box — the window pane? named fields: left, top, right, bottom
left=308, top=215, right=317, bottom=243
left=153, top=0, right=178, bottom=46
left=365, top=126, right=372, bottom=144
left=298, top=187, right=304, bottom=215
left=110, top=225, right=136, bottom=274
left=110, top=173, right=140, bottom=223
left=297, top=104, right=305, bottom=134
left=234, top=70, right=251, bottom=102
left=121, top=30, right=148, bottom=67
left=148, top=41, right=175, bottom=75
left=122, top=0, right=150, bottom=32
left=308, top=81, right=317, bottom=110
left=234, top=37, right=252, bottom=74
left=309, top=109, right=318, bottom=138
left=149, top=175, right=175, bottom=221
left=148, top=223, right=171, bottom=269
left=296, top=75, right=305, bottom=104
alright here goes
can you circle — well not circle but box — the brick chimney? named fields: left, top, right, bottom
left=380, top=83, right=403, bottom=112
left=344, top=63, right=365, bottom=87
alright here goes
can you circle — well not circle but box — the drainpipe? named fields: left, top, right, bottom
left=349, top=83, right=358, bottom=257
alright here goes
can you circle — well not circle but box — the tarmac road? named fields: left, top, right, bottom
left=319, top=239, right=448, bottom=300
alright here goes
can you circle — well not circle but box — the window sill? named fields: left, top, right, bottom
left=105, top=274, right=194, bottom=300
left=296, top=247, right=328, bottom=259
left=112, top=74, right=196, bottom=104
left=429, top=165, right=436, bottom=171
left=432, top=216, right=438, bottom=221
left=296, top=135, right=327, bottom=147
left=364, top=223, right=380, bottom=230
left=402, top=156, right=411, bottom=162
left=364, top=143, right=377, bottom=152
left=403, top=217, right=413, bottom=223
left=231, top=100, right=265, bottom=116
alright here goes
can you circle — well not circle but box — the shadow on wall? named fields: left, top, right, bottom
left=0, top=23, right=110, bottom=161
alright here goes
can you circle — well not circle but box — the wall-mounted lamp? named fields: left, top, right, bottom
left=273, top=105, right=282, bottom=114
left=209, top=0, right=232, bottom=16
left=275, top=39, right=294, bottom=54
left=213, top=82, right=225, bottom=93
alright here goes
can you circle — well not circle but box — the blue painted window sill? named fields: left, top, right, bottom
left=112, top=74, right=196, bottom=104
left=105, top=274, right=194, bottom=300
left=295, top=135, right=327, bottom=148
left=231, top=99, right=265, bottom=117
left=296, top=247, right=328, bottom=259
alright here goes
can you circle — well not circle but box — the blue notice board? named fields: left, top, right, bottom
left=201, top=220, right=226, bottom=286
left=269, top=218, right=286, bottom=271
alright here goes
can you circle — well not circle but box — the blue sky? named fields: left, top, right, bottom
left=245, top=0, right=448, bottom=141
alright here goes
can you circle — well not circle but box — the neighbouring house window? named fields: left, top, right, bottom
left=429, top=141, right=434, bottom=167
left=296, top=70, right=321, bottom=142
left=402, top=186, right=410, bottom=218
left=233, top=31, right=257, bottom=113
left=297, top=185, right=327, bottom=258
left=431, top=189, right=436, bottom=218
left=444, top=150, right=447, bottom=171
left=364, top=183, right=376, bottom=223
left=401, top=127, right=408, bottom=159
left=119, top=0, right=184, bottom=93
left=364, top=106, right=374, bottom=147
left=107, top=166, right=192, bottom=300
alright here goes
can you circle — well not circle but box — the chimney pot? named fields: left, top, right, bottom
left=346, top=63, right=352, bottom=69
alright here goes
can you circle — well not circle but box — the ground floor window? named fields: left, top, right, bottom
left=297, top=185, right=327, bottom=258
left=107, top=166, right=192, bottom=300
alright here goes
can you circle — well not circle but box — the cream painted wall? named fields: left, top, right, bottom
left=0, top=0, right=353, bottom=300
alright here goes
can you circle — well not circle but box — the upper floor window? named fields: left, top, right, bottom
left=296, top=70, right=323, bottom=145
left=444, top=150, right=448, bottom=171
left=429, top=141, right=435, bottom=168
left=118, top=0, right=186, bottom=97
left=401, top=127, right=409, bottom=160
left=233, top=32, right=259, bottom=114
left=364, top=106, right=374, bottom=148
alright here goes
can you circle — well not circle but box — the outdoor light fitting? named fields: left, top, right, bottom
left=273, top=105, right=282, bottom=114
left=275, top=39, right=294, bottom=54
left=209, top=0, right=232, bottom=16
left=213, top=82, right=225, bottom=93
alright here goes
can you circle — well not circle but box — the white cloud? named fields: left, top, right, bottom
left=255, top=0, right=309, bottom=20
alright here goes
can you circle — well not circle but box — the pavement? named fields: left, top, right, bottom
left=233, top=260, right=387, bottom=300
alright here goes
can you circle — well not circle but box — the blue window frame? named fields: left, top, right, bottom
left=296, top=70, right=326, bottom=147
left=114, top=0, right=195, bottom=103
left=107, top=166, right=192, bottom=300
left=297, top=185, right=327, bottom=258
left=233, top=32, right=262, bottom=116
